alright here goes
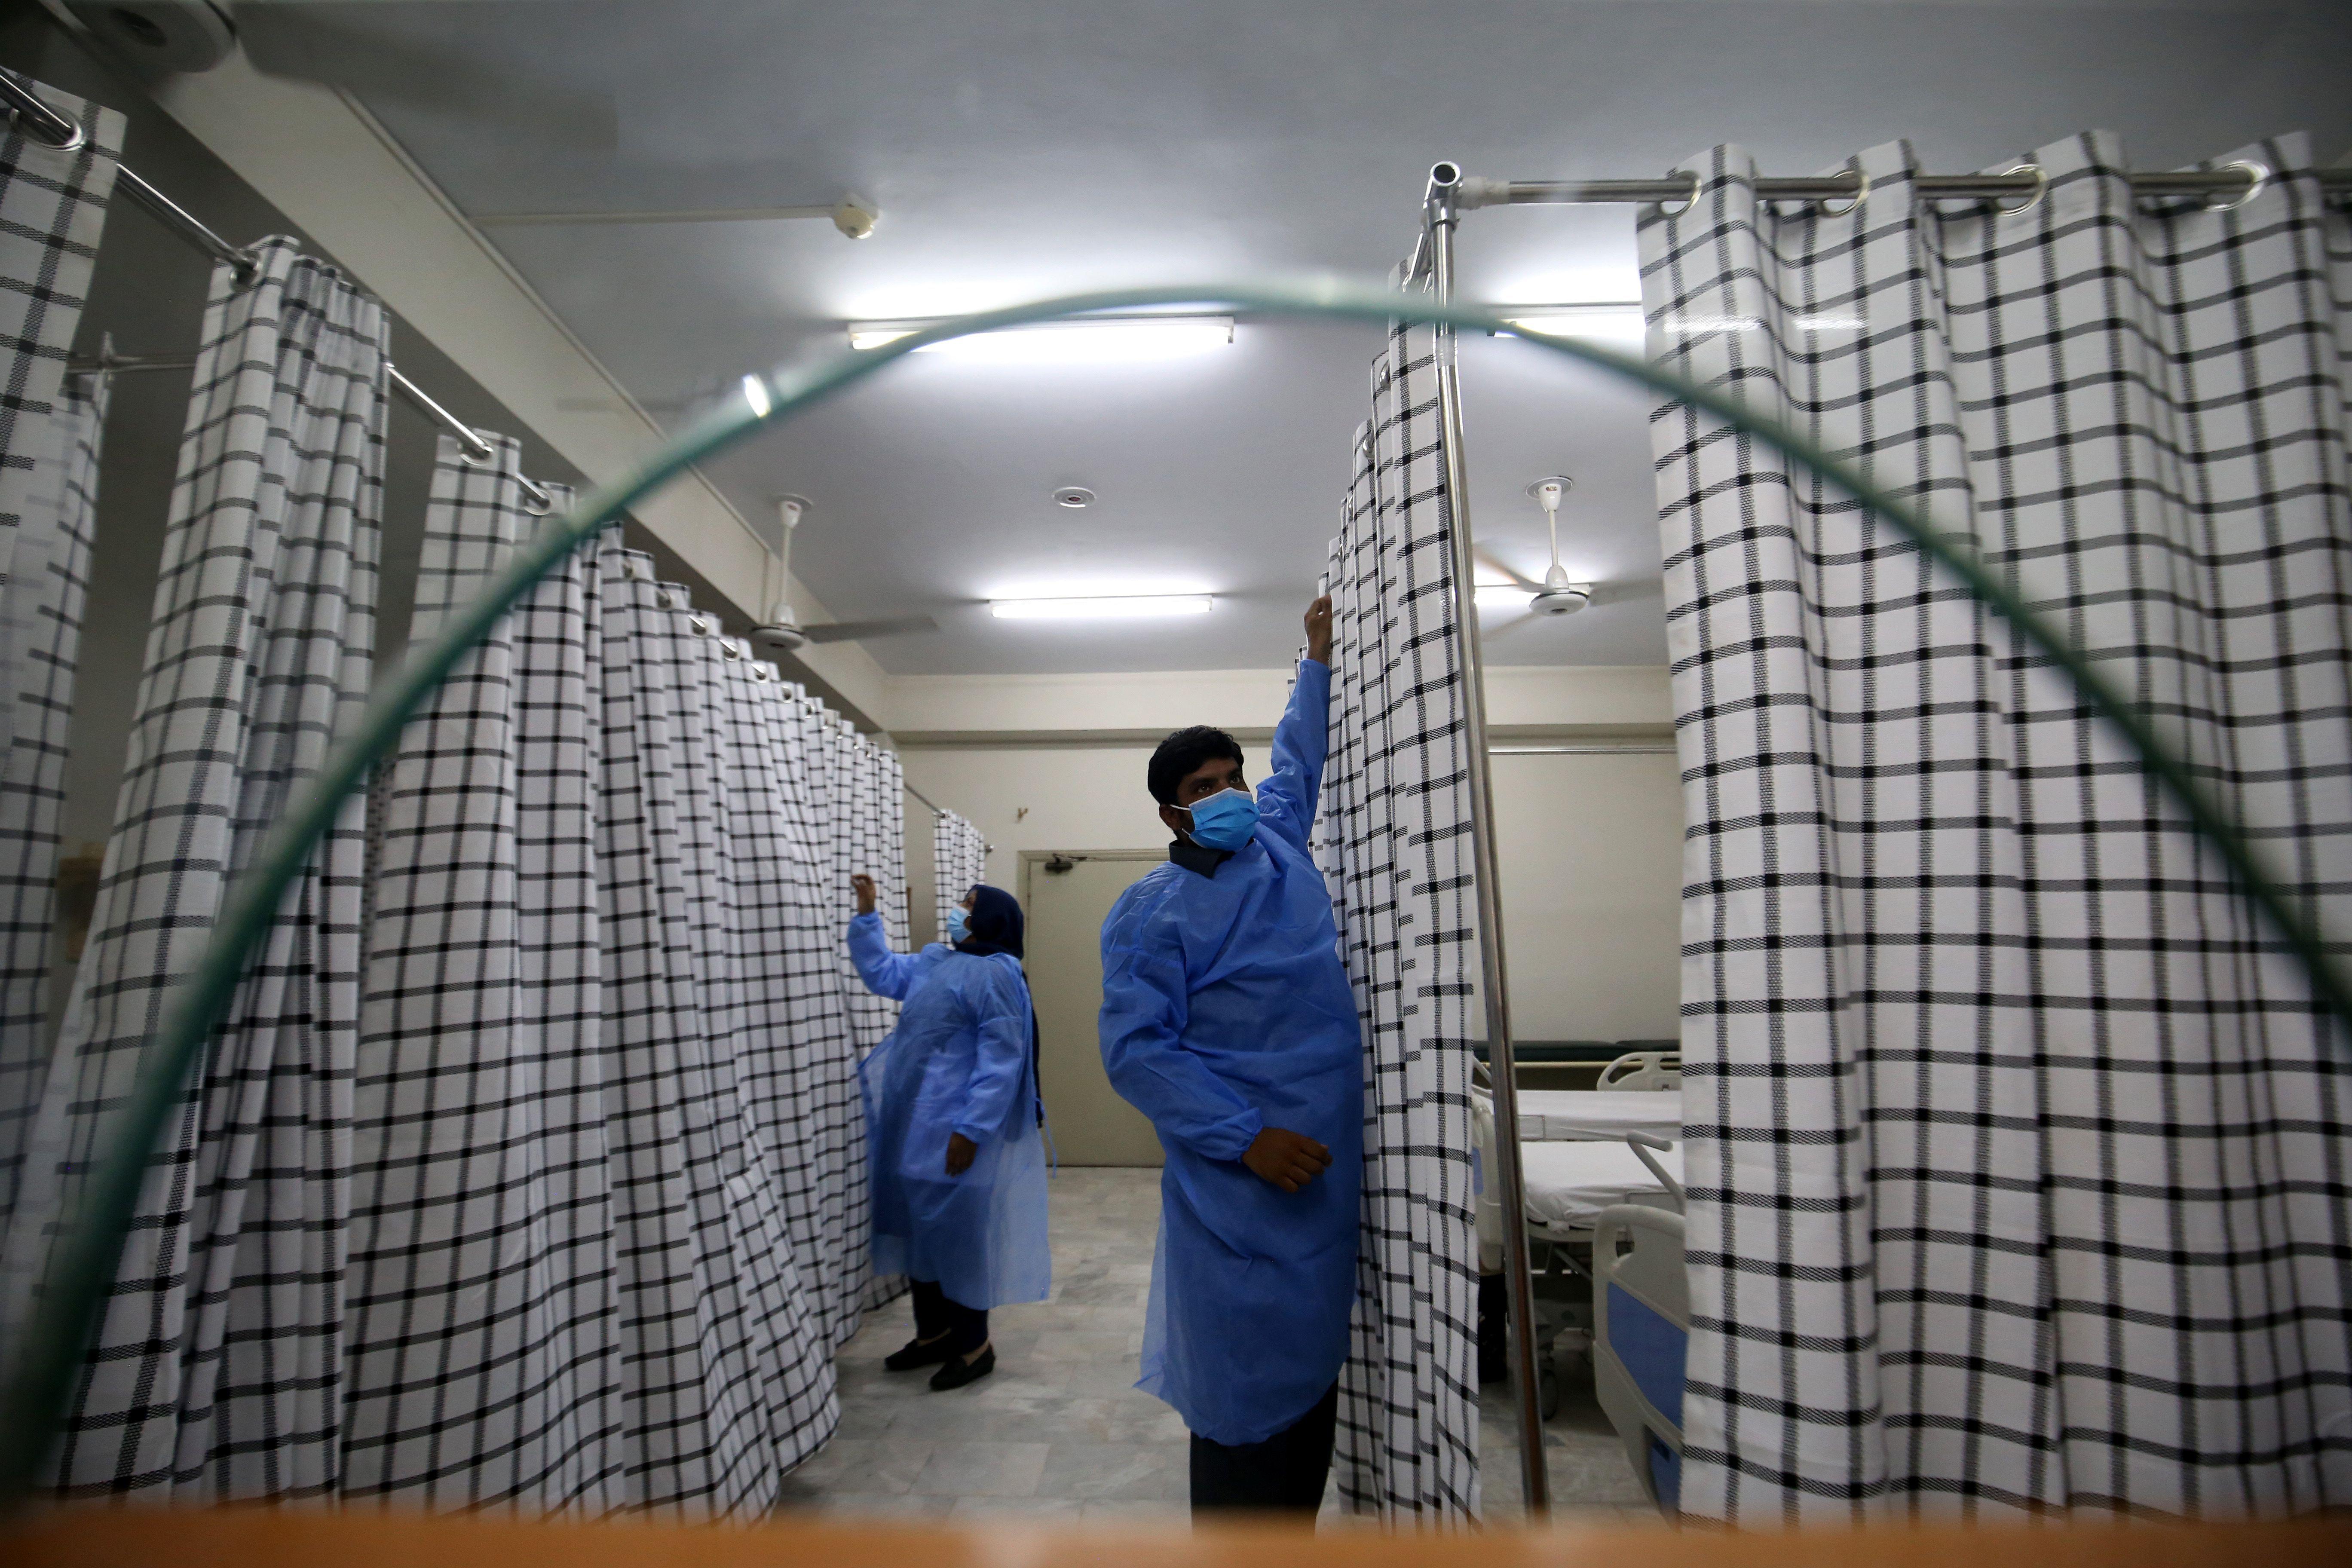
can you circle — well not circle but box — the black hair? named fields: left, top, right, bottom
left=958, top=884, right=1025, bottom=959
left=1148, top=725, right=1245, bottom=806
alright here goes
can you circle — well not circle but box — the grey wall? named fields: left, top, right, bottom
left=0, top=14, right=884, bottom=1030
left=3, top=17, right=791, bottom=851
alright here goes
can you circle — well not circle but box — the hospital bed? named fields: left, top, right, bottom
left=1520, top=1132, right=1688, bottom=1514
left=1513, top=1089, right=1681, bottom=1144
left=1593, top=1199, right=1687, bottom=1513
left=1474, top=1086, right=1683, bottom=1437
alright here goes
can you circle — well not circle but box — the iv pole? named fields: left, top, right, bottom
left=1423, top=160, right=1552, bottom=1516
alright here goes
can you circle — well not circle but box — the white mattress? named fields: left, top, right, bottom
left=1512, top=1089, right=1681, bottom=1143
left=1519, top=1139, right=1681, bottom=1237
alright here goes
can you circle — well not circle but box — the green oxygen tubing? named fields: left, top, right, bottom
left=1, top=281, right=2344, bottom=1510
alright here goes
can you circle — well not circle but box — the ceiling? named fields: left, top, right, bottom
left=288, top=0, right=2348, bottom=673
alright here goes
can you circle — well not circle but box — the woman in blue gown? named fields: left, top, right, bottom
left=847, top=876, right=1051, bottom=1390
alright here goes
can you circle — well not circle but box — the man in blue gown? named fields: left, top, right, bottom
left=1099, top=594, right=1363, bottom=1517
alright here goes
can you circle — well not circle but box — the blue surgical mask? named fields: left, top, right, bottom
left=1181, top=787, right=1260, bottom=852
left=946, top=907, right=970, bottom=943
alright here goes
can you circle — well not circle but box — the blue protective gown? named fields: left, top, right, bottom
left=1098, top=659, right=1364, bottom=1445
left=849, top=919, right=1051, bottom=1310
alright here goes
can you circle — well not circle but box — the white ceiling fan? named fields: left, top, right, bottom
left=1478, top=477, right=1599, bottom=640
left=750, top=497, right=937, bottom=653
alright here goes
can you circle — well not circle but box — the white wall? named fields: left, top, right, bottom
left=900, top=744, right=1165, bottom=882
left=1489, top=751, right=1683, bottom=1042
left=889, top=663, right=1681, bottom=1042
left=142, top=52, right=890, bottom=721
left=884, top=662, right=1672, bottom=740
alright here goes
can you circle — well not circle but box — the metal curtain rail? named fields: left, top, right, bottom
left=385, top=367, right=556, bottom=511
left=1455, top=163, right=2352, bottom=211
left=4, top=71, right=554, bottom=510
left=1423, top=163, right=1553, bottom=1516
left=1403, top=158, right=2352, bottom=280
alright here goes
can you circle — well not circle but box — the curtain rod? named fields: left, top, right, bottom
left=903, top=784, right=994, bottom=854
left=63, top=345, right=558, bottom=512
left=5, top=73, right=555, bottom=510
left=1406, top=156, right=2352, bottom=278
left=1453, top=163, right=2352, bottom=211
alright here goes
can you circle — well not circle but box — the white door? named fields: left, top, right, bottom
left=1023, top=852, right=1166, bottom=1167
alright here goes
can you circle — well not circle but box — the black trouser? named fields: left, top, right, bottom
left=1189, top=1382, right=1338, bottom=1516
left=910, top=1278, right=989, bottom=1356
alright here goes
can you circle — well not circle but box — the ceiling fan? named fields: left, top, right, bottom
left=1477, top=476, right=1597, bottom=637
left=51, top=0, right=623, bottom=150
left=750, top=497, right=938, bottom=654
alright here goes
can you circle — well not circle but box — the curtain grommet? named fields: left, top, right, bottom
left=9, top=105, right=86, bottom=153
left=1657, top=169, right=1701, bottom=218
left=1817, top=166, right=1869, bottom=217
left=2208, top=159, right=2268, bottom=213
left=1992, top=163, right=2047, bottom=218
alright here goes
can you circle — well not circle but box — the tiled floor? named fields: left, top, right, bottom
left=775, top=1166, right=1660, bottom=1526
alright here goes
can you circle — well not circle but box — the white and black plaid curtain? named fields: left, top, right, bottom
left=591, top=555, right=838, bottom=1512
left=343, top=436, right=625, bottom=1510
left=32, top=237, right=386, bottom=1499
left=882, top=752, right=911, bottom=959
left=0, top=79, right=121, bottom=1235
left=1642, top=132, right=2352, bottom=1520
left=842, top=740, right=912, bottom=1315
left=355, top=459, right=879, bottom=1514
left=1315, top=321, right=1482, bottom=1520
left=785, top=698, right=874, bottom=1338
left=931, top=809, right=986, bottom=940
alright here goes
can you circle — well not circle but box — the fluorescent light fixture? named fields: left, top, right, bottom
left=740, top=373, right=771, bottom=416
left=1497, top=303, right=1645, bottom=345
left=991, top=593, right=1216, bottom=620
left=849, top=315, right=1234, bottom=363
left=1501, top=305, right=1868, bottom=342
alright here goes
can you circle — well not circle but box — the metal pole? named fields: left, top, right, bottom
left=1424, top=159, right=1550, bottom=1517
left=116, top=167, right=256, bottom=282
left=387, top=365, right=555, bottom=510
left=1453, top=164, right=2347, bottom=210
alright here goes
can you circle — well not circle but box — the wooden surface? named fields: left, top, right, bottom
left=6, top=1506, right=2349, bottom=1568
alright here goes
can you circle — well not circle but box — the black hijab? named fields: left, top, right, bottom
left=953, top=883, right=1041, bottom=1123
left=955, top=883, right=1025, bottom=959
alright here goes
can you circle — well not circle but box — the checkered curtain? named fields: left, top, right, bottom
left=882, top=751, right=912, bottom=960
left=729, top=665, right=868, bottom=1349
left=343, top=437, right=624, bottom=1510
left=784, top=698, right=873, bottom=1337
left=32, top=237, right=386, bottom=1499
left=1642, top=132, right=2352, bottom=1520
left=839, top=735, right=905, bottom=1053
left=592, top=556, right=837, bottom=1512
left=931, top=809, right=986, bottom=940
left=0, top=382, right=104, bottom=1231
left=1314, top=321, right=1482, bottom=1520
left=350, top=444, right=875, bottom=1513
left=0, top=80, right=120, bottom=1236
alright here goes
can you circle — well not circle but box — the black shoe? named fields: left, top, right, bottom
left=928, top=1344, right=995, bottom=1391
left=884, top=1333, right=955, bottom=1372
